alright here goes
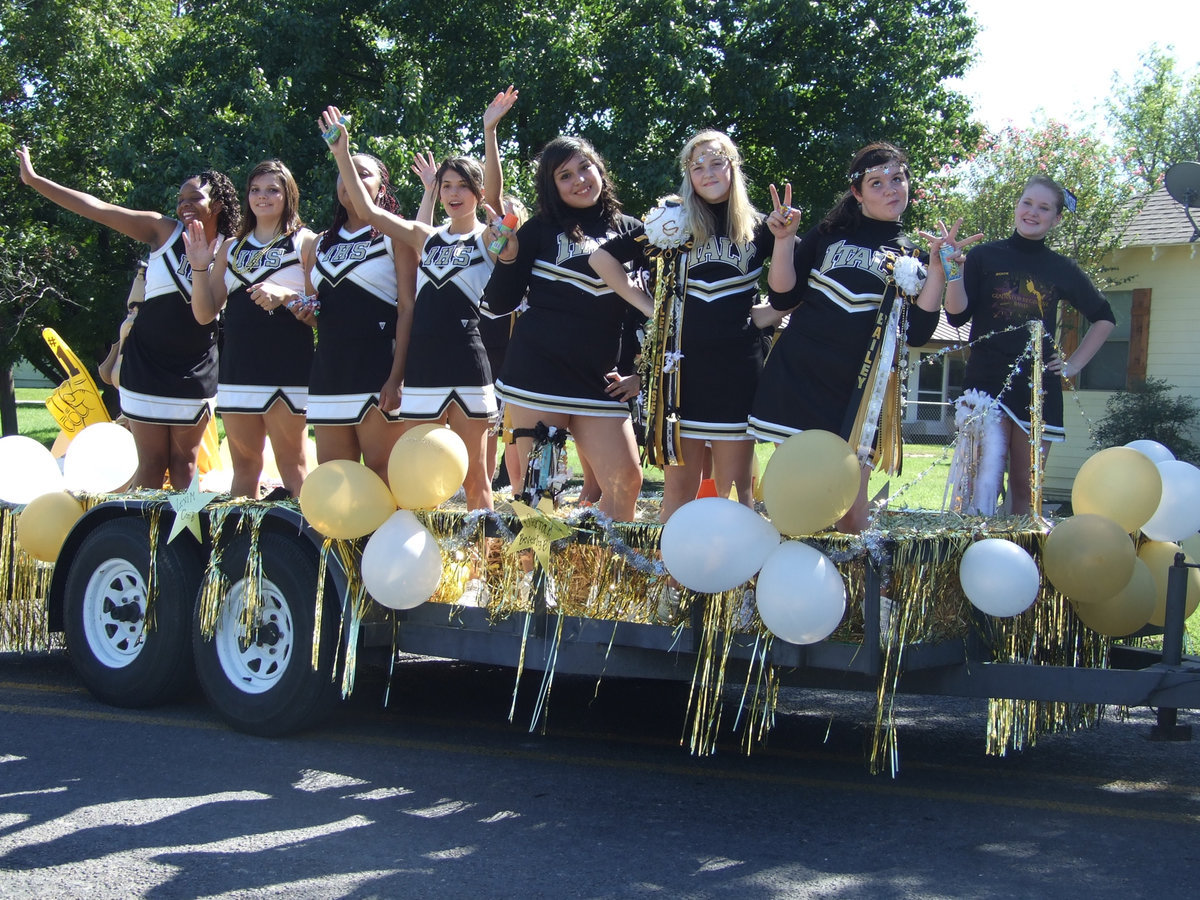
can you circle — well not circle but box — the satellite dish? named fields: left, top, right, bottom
left=1164, top=161, right=1200, bottom=242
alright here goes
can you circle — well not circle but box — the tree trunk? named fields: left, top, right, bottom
left=0, top=364, right=18, bottom=437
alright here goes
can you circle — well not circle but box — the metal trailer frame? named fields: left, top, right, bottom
left=44, top=500, right=1200, bottom=740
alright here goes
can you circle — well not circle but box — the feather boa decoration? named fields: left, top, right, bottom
left=945, top=389, right=1006, bottom=515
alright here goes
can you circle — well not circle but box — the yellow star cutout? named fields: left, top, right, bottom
left=508, top=499, right=575, bottom=572
left=167, top=473, right=219, bottom=543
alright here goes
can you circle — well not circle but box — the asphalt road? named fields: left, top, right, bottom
left=1, top=651, right=1198, bottom=899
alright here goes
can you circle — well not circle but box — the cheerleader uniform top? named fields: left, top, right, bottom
left=481, top=205, right=642, bottom=416
left=946, top=231, right=1114, bottom=431
left=119, top=221, right=218, bottom=400
left=308, top=226, right=398, bottom=397
left=750, top=217, right=939, bottom=440
left=406, top=221, right=495, bottom=389
left=220, top=231, right=314, bottom=391
left=599, top=201, right=775, bottom=438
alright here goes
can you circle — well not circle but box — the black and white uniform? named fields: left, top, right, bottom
left=307, top=226, right=399, bottom=425
left=400, top=222, right=497, bottom=420
left=217, top=232, right=313, bottom=414
left=119, top=222, right=216, bottom=424
left=600, top=202, right=773, bottom=441
left=750, top=218, right=939, bottom=443
left=482, top=206, right=641, bottom=418
left=946, top=232, right=1115, bottom=440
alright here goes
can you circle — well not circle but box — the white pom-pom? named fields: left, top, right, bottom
left=892, top=255, right=926, bottom=296
left=643, top=198, right=688, bottom=249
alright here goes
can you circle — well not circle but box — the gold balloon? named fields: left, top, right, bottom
left=298, top=460, right=396, bottom=539
left=1137, top=540, right=1200, bottom=627
left=761, top=430, right=861, bottom=535
left=1071, top=447, right=1163, bottom=533
left=388, top=426, right=469, bottom=509
left=400, top=422, right=446, bottom=442
left=1042, top=514, right=1136, bottom=604
left=17, top=491, right=85, bottom=562
left=1071, top=558, right=1155, bottom=636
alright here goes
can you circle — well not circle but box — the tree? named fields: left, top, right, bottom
left=1, top=0, right=184, bottom=385
left=914, top=119, right=1140, bottom=287
left=1093, top=377, right=1200, bottom=465
left=2, top=0, right=981, bottom=418
left=1108, top=46, right=1200, bottom=192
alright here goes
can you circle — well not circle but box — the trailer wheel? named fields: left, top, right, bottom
left=63, top=517, right=201, bottom=707
left=193, top=531, right=342, bottom=736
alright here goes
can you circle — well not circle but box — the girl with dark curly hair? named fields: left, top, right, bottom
left=16, top=144, right=241, bottom=489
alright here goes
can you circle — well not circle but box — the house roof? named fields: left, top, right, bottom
left=931, top=309, right=969, bottom=344
left=1121, top=186, right=1200, bottom=247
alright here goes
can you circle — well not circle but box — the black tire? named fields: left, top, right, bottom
left=62, top=516, right=202, bottom=707
left=192, top=530, right=343, bottom=736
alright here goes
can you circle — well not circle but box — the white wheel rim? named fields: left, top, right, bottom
left=81, top=558, right=148, bottom=668
left=213, top=577, right=294, bottom=694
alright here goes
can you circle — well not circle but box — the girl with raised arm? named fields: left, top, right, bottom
left=749, top=141, right=967, bottom=533
left=16, top=145, right=240, bottom=490
left=304, top=138, right=416, bottom=482
left=184, top=159, right=317, bottom=499
left=319, top=88, right=517, bottom=510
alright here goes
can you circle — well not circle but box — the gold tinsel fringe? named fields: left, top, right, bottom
left=0, top=506, right=56, bottom=653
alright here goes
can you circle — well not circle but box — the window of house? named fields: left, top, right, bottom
left=1076, top=290, right=1132, bottom=391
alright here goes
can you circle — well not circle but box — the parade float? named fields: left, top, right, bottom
left=4, top=322, right=1200, bottom=777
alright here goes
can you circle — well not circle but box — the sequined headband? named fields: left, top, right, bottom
left=848, top=161, right=908, bottom=183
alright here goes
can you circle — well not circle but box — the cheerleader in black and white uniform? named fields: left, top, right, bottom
left=321, top=91, right=517, bottom=511
left=480, top=135, right=644, bottom=522
left=749, top=141, right=963, bottom=533
left=591, top=130, right=793, bottom=521
left=304, top=147, right=417, bottom=482
left=184, top=159, right=316, bottom=499
left=16, top=144, right=241, bottom=490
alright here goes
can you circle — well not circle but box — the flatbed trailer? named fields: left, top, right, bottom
left=8, top=495, right=1199, bottom=767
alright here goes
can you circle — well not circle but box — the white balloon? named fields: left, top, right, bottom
left=1124, top=439, right=1175, bottom=465
left=63, top=423, right=138, bottom=493
left=0, top=435, right=65, bottom=505
left=360, top=510, right=443, bottom=609
left=660, top=497, right=781, bottom=593
left=754, top=541, right=846, bottom=644
left=959, top=539, right=1041, bottom=617
left=1142, top=460, right=1200, bottom=543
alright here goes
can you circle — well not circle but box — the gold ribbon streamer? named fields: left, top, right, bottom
left=640, top=245, right=690, bottom=468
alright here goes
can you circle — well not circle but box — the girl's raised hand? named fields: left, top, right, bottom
left=15, top=144, right=37, bottom=186
left=182, top=219, right=219, bottom=271
left=766, top=183, right=801, bottom=239
left=318, top=105, right=350, bottom=151
left=411, top=151, right=437, bottom=193
left=919, top=217, right=984, bottom=262
left=483, top=85, right=519, bottom=131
